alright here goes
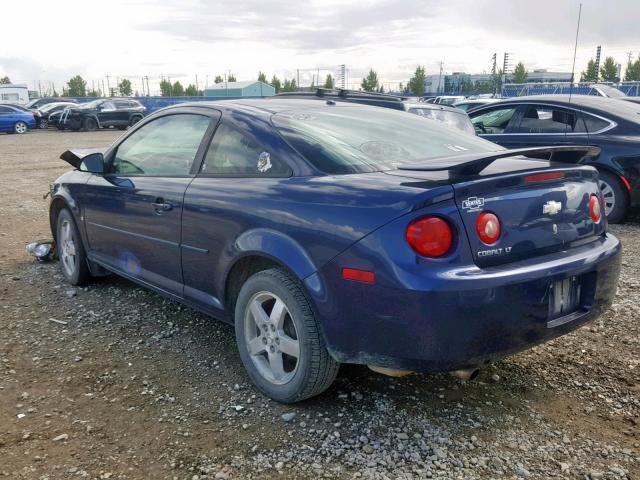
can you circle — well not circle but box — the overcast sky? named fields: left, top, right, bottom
left=1, top=0, right=638, bottom=94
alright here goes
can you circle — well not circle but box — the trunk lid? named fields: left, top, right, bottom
left=390, top=148, right=606, bottom=267
left=452, top=163, right=605, bottom=267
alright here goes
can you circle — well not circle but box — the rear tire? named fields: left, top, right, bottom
left=598, top=170, right=627, bottom=224
left=40, top=119, right=49, bottom=129
left=234, top=268, right=339, bottom=403
left=56, top=209, right=92, bottom=286
left=14, top=121, right=28, bottom=134
left=83, top=117, right=98, bottom=131
left=129, top=115, right=142, bottom=127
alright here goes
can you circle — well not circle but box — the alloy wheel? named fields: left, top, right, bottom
left=14, top=122, right=27, bottom=134
left=59, top=219, right=77, bottom=277
left=243, top=291, right=300, bottom=385
left=599, top=179, right=615, bottom=217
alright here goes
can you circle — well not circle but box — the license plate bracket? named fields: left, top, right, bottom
left=548, top=276, right=581, bottom=321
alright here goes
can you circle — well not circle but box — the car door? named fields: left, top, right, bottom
left=469, top=105, right=522, bottom=147
left=181, top=120, right=294, bottom=314
left=114, top=100, right=131, bottom=126
left=97, top=100, right=117, bottom=126
left=0, top=106, right=12, bottom=131
left=82, top=110, right=218, bottom=296
left=503, top=104, right=589, bottom=149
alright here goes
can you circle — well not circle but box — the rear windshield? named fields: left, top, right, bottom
left=407, top=107, right=475, bottom=134
left=273, top=105, right=497, bottom=174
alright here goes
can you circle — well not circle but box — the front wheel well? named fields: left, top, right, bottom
left=49, top=198, right=69, bottom=241
left=224, top=255, right=288, bottom=314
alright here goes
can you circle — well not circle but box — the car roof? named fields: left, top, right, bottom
left=159, top=98, right=413, bottom=116
left=476, top=95, right=640, bottom=121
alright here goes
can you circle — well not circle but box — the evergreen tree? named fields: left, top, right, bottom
left=600, top=57, right=619, bottom=82
left=580, top=59, right=598, bottom=82
left=324, top=74, right=335, bottom=89
left=271, top=75, right=281, bottom=93
left=360, top=69, right=380, bottom=92
left=66, top=75, right=86, bottom=96
left=513, top=62, right=528, bottom=83
left=408, top=66, right=426, bottom=97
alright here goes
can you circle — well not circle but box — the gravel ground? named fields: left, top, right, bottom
left=0, top=130, right=638, bottom=480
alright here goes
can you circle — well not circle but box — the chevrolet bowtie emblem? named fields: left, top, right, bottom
left=543, top=200, right=562, bottom=215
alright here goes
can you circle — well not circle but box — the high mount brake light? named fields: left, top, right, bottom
left=476, top=212, right=501, bottom=245
left=406, top=217, right=453, bottom=258
left=589, top=195, right=601, bottom=223
left=524, top=171, right=565, bottom=184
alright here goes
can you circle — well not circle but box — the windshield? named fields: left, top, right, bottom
left=25, top=99, right=41, bottom=108
left=80, top=100, right=103, bottom=109
left=273, top=105, right=498, bottom=174
left=594, top=84, right=625, bottom=98
left=407, top=107, right=475, bottom=134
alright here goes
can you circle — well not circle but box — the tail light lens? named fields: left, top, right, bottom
left=589, top=195, right=601, bottom=223
left=406, top=216, right=453, bottom=257
left=476, top=212, right=501, bottom=244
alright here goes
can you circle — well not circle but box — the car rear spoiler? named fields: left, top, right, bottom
left=398, top=146, right=601, bottom=177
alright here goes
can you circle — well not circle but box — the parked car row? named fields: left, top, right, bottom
left=0, top=97, right=147, bottom=134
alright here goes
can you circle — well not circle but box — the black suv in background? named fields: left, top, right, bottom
left=54, top=98, right=146, bottom=131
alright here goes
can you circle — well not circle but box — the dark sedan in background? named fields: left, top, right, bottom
left=468, top=95, right=640, bottom=223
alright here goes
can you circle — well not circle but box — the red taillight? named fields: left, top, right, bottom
left=342, top=268, right=375, bottom=284
left=406, top=216, right=453, bottom=257
left=524, top=171, right=565, bottom=184
left=589, top=195, right=601, bottom=223
left=476, top=212, right=501, bottom=245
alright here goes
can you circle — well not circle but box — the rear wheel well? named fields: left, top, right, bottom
left=225, top=256, right=287, bottom=314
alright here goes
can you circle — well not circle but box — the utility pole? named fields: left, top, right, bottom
left=502, top=52, right=511, bottom=86
left=106, top=76, right=111, bottom=97
left=145, top=76, right=150, bottom=96
left=438, top=61, right=444, bottom=94
left=195, top=74, right=199, bottom=92
left=491, top=53, right=497, bottom=95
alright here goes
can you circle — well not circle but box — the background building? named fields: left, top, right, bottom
left=424, top=69, right=573, bottom=94
left=204, top=80, right=274, bottom=97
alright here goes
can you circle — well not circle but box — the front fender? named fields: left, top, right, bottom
left=233, top=228, right=317, bottom=280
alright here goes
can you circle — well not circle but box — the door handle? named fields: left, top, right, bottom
left=152, top=198, right=173, bottom=212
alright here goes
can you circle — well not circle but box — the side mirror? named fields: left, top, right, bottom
left=60, top=150, right=105, bottom=173
left=80, top=153, right=105, bottom=173
left=96, top=105, right=103, bottom=111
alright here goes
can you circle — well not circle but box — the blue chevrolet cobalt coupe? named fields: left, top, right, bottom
left=49, top=99, right=621, bottom=403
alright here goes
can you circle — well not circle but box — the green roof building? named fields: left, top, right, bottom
left=204, top=80, right=275, bottom=97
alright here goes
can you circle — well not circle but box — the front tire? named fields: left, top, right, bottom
left=56, top=209, right=91, bottom=286
left=234, top=268, right=339, bottom=403
left=83, top=117, right=98, bottom=131
left=40, top=119, right=49, bottom=129
left=598, top=170, right=628, bottom=224
left=14, top=121, right=28, bottom=134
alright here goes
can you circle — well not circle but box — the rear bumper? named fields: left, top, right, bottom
left=307, top=233, right=621, bottom=373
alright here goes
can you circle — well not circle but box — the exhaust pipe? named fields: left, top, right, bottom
left=450, top=368, right=480, bottom=381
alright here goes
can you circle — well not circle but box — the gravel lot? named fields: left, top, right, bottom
left=0, top=130, right=639, bottom=480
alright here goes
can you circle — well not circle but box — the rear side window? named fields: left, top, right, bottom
left=112, top=114, right=211, bottom=175
left=201, top=123, right=290, bottom=176
left=583, top=114, right=611, bottom=133
left=0, top=106, right=12, bottom=113
left=514, top=106, right=585, bottom=133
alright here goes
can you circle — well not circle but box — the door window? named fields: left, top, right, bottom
left=201, top=123, right=291, bottom=176
left=0, top=106, right=12, bottom=114
left=101, top=101, right=116, bottom=110
left=471, top=107, right=517, bottom=134
left=111, top=114, right=211, bottom=175
left=514, top=106, right=585, bottom=133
